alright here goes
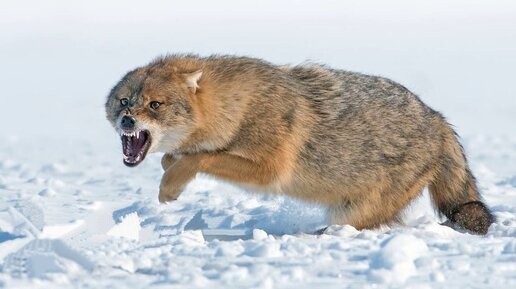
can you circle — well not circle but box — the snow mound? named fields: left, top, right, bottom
left=369, top=234, right=429, bottom=283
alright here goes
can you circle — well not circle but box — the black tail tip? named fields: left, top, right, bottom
left=450, top=201, right=495, bottom=235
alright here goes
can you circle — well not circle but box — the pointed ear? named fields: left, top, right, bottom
left=183, top=70, right=203, bottom=93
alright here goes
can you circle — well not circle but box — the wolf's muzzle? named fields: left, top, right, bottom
left=121, top=115, right=136, bottom=130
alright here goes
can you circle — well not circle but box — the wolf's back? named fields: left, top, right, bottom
left=286, top=64, right=494, bottom=234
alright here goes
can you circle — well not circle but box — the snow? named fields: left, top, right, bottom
left=1, top=0, right=516, bottom=288
left=106, top=213, right=141, bottom=241
left=2, top=138, right=515, bottom=289
left=368, top=235, right=429, bottom=283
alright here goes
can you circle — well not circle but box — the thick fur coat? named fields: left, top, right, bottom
left=105, top=55, right=494, bottom=234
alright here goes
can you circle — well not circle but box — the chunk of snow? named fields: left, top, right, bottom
left=106, top=213, right=141, bottom=241
left=38, top=188, right=57, bottom=197
left=503, top=240, right=516, bottom=254
left=369, top=234, right=429, bottom=283
left=252, top=229, right=268, bottom=240
left=40, top=220, right=84, bottom=239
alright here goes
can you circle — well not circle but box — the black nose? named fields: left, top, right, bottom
left=121, top=115, right=136, bottom=130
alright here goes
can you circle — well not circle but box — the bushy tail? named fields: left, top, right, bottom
left=429, top=129, right=495, bottom=235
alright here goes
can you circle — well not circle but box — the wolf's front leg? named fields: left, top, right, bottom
left=158, top=152, right=277, bottom=203
left=159, top=154, right=202, bottom=203
left=197, top=153, right=276, bottom=186
left=161, top=153, right=178, bottom=170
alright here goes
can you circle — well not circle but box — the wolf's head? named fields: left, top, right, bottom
left=105, top=62, right=202, bottom=167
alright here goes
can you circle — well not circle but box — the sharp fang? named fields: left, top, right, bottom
left=136, top=131, right=140, bottom=139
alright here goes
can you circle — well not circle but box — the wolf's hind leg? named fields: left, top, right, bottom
left=328, top=176, right=431, bottom=230
left=328, top=198, right=403, bottom=230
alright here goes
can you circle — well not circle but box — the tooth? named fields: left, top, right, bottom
left=136, top=131, right=140, bottom=139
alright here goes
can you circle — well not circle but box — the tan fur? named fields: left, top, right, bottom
left=106, top=54, right=494, bottom=234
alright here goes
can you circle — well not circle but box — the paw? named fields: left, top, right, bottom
left=158, top=193, right=176, bottom=203
left=158, top=185, right=182, bottom=203
left=158, top=170, right=185, bottom=203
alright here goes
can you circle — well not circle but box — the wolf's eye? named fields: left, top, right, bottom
left=150, top=101, right=161, bottom=110
left=120, top=98, right=129, bottom=106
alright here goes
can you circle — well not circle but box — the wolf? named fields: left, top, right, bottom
left=105, top=54, right=494, bottom=235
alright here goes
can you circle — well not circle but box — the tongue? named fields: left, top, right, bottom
left=122, top=134, right=147, bottom=162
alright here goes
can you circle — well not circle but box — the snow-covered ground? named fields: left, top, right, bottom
left=3, top=135, right=516, bottom=289
left=1, top=1, right=515, bottom=288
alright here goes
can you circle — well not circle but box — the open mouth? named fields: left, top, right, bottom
left=120, top=129, right=151, bottom=167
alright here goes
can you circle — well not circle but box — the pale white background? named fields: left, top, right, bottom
left=1, top=0, right=515, bottom=141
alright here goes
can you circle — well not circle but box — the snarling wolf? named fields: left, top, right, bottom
left=105, top=54, right=494, bottom=234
